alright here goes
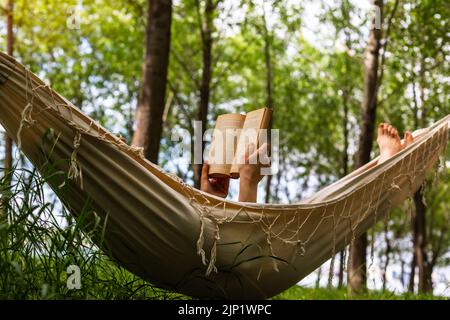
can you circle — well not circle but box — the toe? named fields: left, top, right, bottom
left=402, top=131, right=413, bottom=148
left=408, top=132, right=414, bottom=141
left=378, top=123, right=384, bottom=137
left=392, top=128, right=399, bottom=139
left=405, top=131, right=414, bottom=145
left=387, top=125, right=393, bottom=135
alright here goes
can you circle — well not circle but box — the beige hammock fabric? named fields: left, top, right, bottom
left=0, top=52, right=449, bottom=299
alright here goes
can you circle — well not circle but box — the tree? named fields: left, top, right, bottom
left=349, top=0, right=384, bottom=295
left=132, top=0, right=172, bottom=164
left=233, top=0, right=304, bottom=203
left=193, top=0, right=220, bottom=189
left=168, top=0, right=246, bottom=188
left=378, top=0, right=450, bottom=294
left=0, top=0, right=447, bottom=297
left=10, top=0, right=145, bottom=144
left=3, top=0, right=14, bottom=180
left=238, top=0, right=276, bottom=203
left=322, top=0, right=364, bottom=288
left=262, top=4, right=274, bottom=204
left=407, top=0, right=449, bottom=294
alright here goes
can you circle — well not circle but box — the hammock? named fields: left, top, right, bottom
left=0, top=52, right=449, bottom=299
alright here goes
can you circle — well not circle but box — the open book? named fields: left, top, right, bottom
left=208, top=107, right=272, bottom=179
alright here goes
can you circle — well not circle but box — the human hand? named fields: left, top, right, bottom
left=200, top=162, right=230, bottom=198
left=239, top=143, right=270, bottom=185
left=238, top=143, right=270, bottom=202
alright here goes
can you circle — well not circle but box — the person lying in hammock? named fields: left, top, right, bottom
left=201, top=123, right=414, bottom=203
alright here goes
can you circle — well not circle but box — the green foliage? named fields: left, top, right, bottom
left=7, top=0, right=145, bottom=140
left=0, top=166, right=181, bottom=299
left=274, top=285, right=446, bottom=300
left=0, top=0, right=449, bottom=299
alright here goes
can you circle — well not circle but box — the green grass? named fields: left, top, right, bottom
left=0, top=164, right=183, bottom=300
left=274, top=285, right=446, bottom=300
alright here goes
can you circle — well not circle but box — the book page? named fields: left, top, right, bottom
left=208, top=113, right=246, bottom=178
left=230, top=108, right=272, bottom=177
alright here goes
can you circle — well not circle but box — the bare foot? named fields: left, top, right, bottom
left=377, top=123, right=402, bottom=164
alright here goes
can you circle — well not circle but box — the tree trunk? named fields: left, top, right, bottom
left=193, top=0, right=215, bottom=189
left=408, top=254, right=416, bottom=293
left=348, top=0, right=383, bottom=295
left=263, top=9, right=274, bottom=204
left=348, top=232, right=368, bottom=294
left=410, top=61, right=433, bottom=294
left=132, top=0, right=172, bottom=164
left=332, top=20, right=354, bottom=289
left=331, top=77, right=350, bottom=288
left=337, top=60, right=351, bottom=288
left=3, top=0, right=14, bottom=178
left=382, top=225, right=391, bottom=292
left=412, top=187, right=432, bottom=293
left=400, top=256, right=405, bottom=289
left=338, top=249, right=345, bottom=288
left=316, top=267, right=322, bottom=289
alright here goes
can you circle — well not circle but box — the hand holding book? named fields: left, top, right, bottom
left=202, top=107, right=272, bottom=202
left=200, top=162, right=230, bottom=198
left=238, top=142, right=270, bottom=202
left=208, top=107, right=272, bottom=179
left=201, top=142, right=270, bottom=201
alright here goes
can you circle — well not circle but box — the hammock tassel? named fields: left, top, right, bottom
left=17, top=102, right=35, bottom=149
left=68, top=131, right=83, bottom=188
